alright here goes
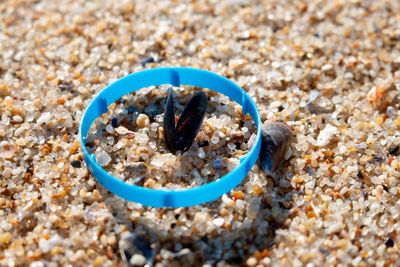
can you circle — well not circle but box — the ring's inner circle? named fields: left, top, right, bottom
left=85, top=84, right=256, bottom=190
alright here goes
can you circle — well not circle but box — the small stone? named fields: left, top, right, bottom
left=211, top=135, right=220, bottom=144
left=213, top=158, right=222, bottom=170
left=71, top=160, right=81, bottom=168
left=212, top=218, right=224, bottom=227
left=201, top=168, right=211, bottom=176
left=120, top=233, right=154, bottom=266
left=246, top=257, right=258, bottom=266
left=306, top=91, right=321, bottom=105
left=13, top=115, right=23, bottom=123
left=2, top=167, right=12, bottom=179
left=111, top=117, right=118, bottom=128
left=39, top=238, right=50, bottom=253
left=385, top=238, right=394, bottom=247
left=105, top=124, right=114, bottom=134
left=198, top=140, right=209, bottom=147
left=227, top=158, right=239, bottom=171
left=197, top=147, right=205, bottom=159
left=130, top=254, right=146, bottom=266
left=150, top=157, right=163, bottom=168
left=97, top=151, right=112, bottom=166
left=174, top=248, right=195, bottom=265
left=316, top=124, right=338, bottom=146
left=115, top=126, right=130, bottom=135
left=0, top=232, right=12, bottom=244
left=125, top=162, right=148, bottom=174
left=388, top=145, right=399, bottom=155
left=30, top=262, right=44, bottom=267
left=1, top=143, right=18, bottom=159
left=136, top=114, right=150, bottom=128
left=229, top=59, right=247, bottom=70
left=37, top=112, right=52, bottom=125
left=140, top=57, right=156, bottom=67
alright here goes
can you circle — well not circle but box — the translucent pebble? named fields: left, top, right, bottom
left=386, top=106, right=395, bottom=117
left=316, top=124, right=339, bottom=146
left=236, top=199, right=245, bottom=210
left=136, top=113, right=150, bottom=128
left=30, top=261, right=45, bottom=267
left=212, top=218, right=224, bottom=227
left=97, top=150, right=112, bottom=166
left=12, top=115, right=23, bottom=123
left=213, top=119, right=223, bottom=129
left=306, top=91, right=321, bottom=105
left=227, top=143, right=236, bottom=151
left=115, top=126, right=130, bottom=135
left=191, top=168, right=201, bottom=179
left=197, top=147, right=205, bottom=159
left=1, top=143, right=18, bottom=159
left=213, top=158, right=222, bottom=170
left=151, top=157, right=164, bottom=168
left=135, top=134, right=149, bottom=144
left=211, top=135, right=219, bottom=144
left=227, top=158, right=239, bottom=171
left=37, top=112, right=52, bottom=124
left=106, top=124, right=114, bottom=134
left=130, top=254, right=146, bottom=266
left=201, top=168, right=211, bottom=176
left=39, top=238, right=50, bottom=253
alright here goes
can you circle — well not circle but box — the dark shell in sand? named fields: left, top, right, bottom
left=163, top=88, right=208, bottom=153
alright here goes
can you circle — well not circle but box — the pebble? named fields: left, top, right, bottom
left=246, top=257, right=257, bottom=266
left=96, top=150, right=112, bottom=167
left=385, top=238, right=394, bottom=248
left=198, top=140, right=209, bottom=147
left=212, top=218, right=224, bottom=227
left=111, top=117, right=118, bottom=128
left=37, top=112, right=52, bottom=125
left=388, top=145, right=399, bottom=155
left=140, top=57, right=156, bottom=67
left=1, top=143, right=18, bottom=159
left=316, top=124, right=339, bottom=146
left=213, top=158, right=222, bottom=170
left=71, top=160, right=81, bottom=168
left=30, top=262, right=45, bottom=267
left=115, top=126, right=130, bottom=135
left=229, top=59, right=247, bottom=70
left=2, top=167, right=12, bottom=179
left=136, top=113, right=150, bottom=128
left=305, top=91, right=321, bottom=105
left=130, top=254, right=146, bottom=266
left=197, top=147, right=206, bottom=159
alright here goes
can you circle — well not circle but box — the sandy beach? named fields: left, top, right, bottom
left=1, top=0, right=400, bottom=266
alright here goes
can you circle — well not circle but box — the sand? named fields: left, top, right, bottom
left=1, top=0, right=400, bottom=266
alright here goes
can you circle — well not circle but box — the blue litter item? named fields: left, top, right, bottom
left=79, top=67, right=262, bottom=207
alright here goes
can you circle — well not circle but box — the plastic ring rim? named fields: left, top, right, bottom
left=79, top=67, right=262, bottom=208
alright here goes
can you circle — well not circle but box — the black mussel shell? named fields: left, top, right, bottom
left=163, top=88, right=208, bottom=153
left=175, top=91, right=208, bottom=151
left=259, top=121, right=293, bottom=174
left=163, top=88, right=178, bottom=153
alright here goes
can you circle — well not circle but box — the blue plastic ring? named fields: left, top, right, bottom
left=79, top=67, right=262, bottom=208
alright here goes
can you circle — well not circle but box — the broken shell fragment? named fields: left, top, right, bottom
left=163, top=88, right=208, bottom=153
left=259, top=121, right=293, bottom=175
left=0, top=143, right=18, bottom=159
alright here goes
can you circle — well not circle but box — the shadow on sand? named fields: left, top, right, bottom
left=98, top=167, right=296, bottom=266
